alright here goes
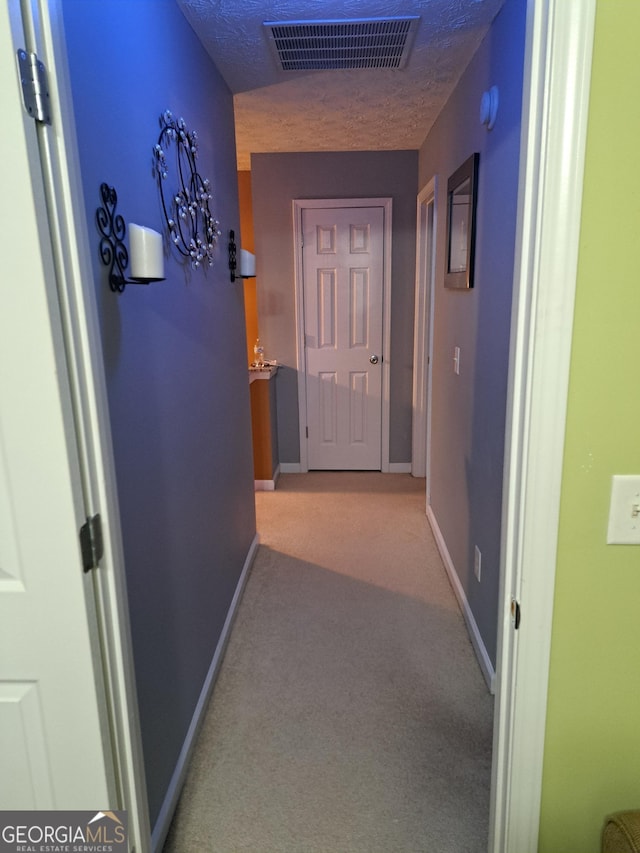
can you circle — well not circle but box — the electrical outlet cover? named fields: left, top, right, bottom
left=607, top=475, right=640, bottom=544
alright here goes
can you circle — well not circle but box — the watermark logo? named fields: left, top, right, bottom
left=0, top=811, right=128, bottom=852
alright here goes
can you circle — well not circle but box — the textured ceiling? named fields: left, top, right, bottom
left=176, top=0, right=506, bottom=170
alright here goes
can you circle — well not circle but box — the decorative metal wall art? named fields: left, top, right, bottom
left=153, top=110, right=221, bottom=270
left=228, top=229, right=238, bottom=282
left=228, top=230, right=257, bottom=282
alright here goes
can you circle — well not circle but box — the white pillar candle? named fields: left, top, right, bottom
left=239, top=249, right=256, bottom=278
left=128, top=223, right=165, bottom=280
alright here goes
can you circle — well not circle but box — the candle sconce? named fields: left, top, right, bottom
left=96, top=183, right=165, bottom=293
left=228, top=229, right=256, bottom=283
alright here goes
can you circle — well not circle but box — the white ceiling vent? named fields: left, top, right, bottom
left=264, top=16, right=420, bottom=72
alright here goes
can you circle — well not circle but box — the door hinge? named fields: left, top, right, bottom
left=510, top=598, right=521, bottom=630
left=17, top=49, right=51, bottom=125
left=80, top=514, right=104, bottom=573
left=306, top=426, right=309, bottom=438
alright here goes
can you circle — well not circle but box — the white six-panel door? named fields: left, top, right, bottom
left=302, top=207, right=384, bottom=470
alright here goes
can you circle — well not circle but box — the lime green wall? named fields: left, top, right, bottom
left=539, top=3, right=640, bottom=851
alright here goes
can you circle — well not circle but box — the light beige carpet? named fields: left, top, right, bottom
left=163, top=473, right=493, bottom=852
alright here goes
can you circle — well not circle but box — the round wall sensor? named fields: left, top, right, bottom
left=480, top=85, right=499, bottom=130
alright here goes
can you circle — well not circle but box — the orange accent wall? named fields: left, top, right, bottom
left=237, top=170, right=258, bottom=365
left=249, top=379, right=274, bottom=480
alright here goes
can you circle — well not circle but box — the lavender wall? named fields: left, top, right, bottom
left=61, top=0, right=256, bottom=828
left=418, top=0, right=526, bottom=666
left=251, top=150, right=418, bottom=465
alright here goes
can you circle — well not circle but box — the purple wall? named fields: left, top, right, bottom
left=418, top=0, right=527, bottom=666
left=61, top=0, right=256, bottom=829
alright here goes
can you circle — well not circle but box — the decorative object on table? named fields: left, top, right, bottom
left=96, top=183, right=165, bottom=293
left=253, top=338, right=264, bottom=367
left=445, top=152, right=479, bottom=290
left=228, top=229, right=256, bottom=282
left=153, top=110, right=221, bottom=271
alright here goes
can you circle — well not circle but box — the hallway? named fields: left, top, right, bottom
left=163, top=473, right=493, bottom=852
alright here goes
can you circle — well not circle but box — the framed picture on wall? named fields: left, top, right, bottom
left=445, top=152, right=479, bottom=289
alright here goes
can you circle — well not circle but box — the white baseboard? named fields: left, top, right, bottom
left=151, top=533, right=260, bottom=851
left=388, top=462, right=412, bottom=473
left=255, top=464, right=281, bottom=491
left=280, top=463, right=411, bottom=474
left=426, top=506, right=496, bottom=694
left=279, top=462, right=302, bottom=474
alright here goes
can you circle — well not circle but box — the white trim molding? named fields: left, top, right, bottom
left=151, top=534, right=260, bottom=851
left=278, top=463, right=409, bottom=475
left=427, top=507, right=495, bottom=693
left=279, top=462, right=302, bottom=474
left=489, top=2, right=596, bottom=852
left=292, top=198, right=393, bottom=473
left=388, top=462, right=412, bottom=474
left=255, top=465, right=281, bottom=491
left=411, top=178, right=437, bottom=481
left=255, top=479, right=277, bottom=491
left=29, top=2, right=153, bottom=846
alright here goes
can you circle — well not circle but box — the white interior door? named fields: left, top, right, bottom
left=303, top=206, right=384, bottom=470
left=0, top=0, right=117, bottom=809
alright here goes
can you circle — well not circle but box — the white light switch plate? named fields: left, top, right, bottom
left=607, top=475, right=640, bottom=544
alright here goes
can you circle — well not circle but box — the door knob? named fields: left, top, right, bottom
left=369, top=354, right=379, bottom=365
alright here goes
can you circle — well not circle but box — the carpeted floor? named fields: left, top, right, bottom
left=163, top=473, right=494, bottom=852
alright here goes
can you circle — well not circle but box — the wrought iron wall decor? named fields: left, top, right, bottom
left=96, top=183, right=165, bottom=292
left=228, top=229, right=257, bottom=282
left=228, top=229, right=238, bottom=282
left=153, top=110, right=221, bottom=270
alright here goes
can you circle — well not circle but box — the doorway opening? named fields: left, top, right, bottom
left=411, top=177, right=437, bottom=493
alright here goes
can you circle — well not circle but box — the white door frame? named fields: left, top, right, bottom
left=293, top=198, right=393, bottom=472
left=16, top=1, right=150, bottom=848
left=489, top=1, right=596, bottom=851
left=411, top=178, right=437, bottom=483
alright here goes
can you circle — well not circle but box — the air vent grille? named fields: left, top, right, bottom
left=264, top=17, right=420, bottom=71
